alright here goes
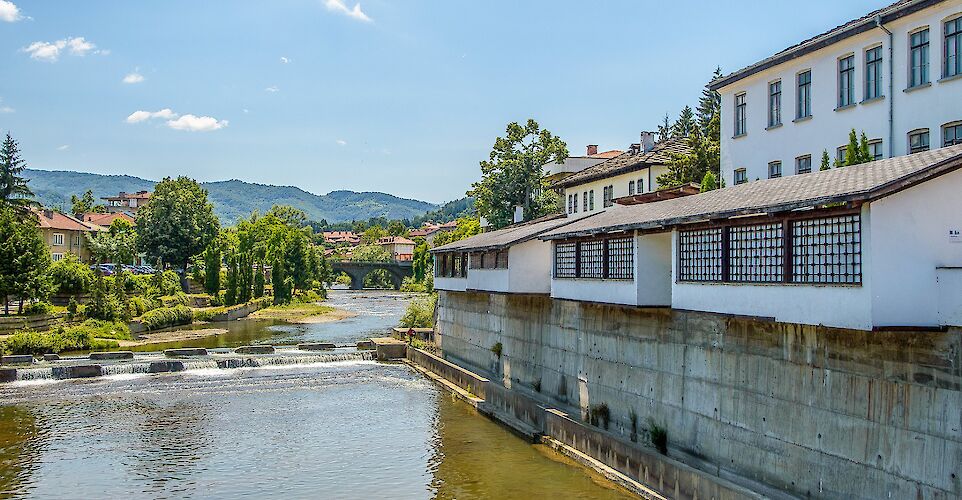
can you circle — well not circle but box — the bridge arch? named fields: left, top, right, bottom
left=330, top=260, right=413, bottom=290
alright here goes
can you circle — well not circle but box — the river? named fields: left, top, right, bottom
left=0, top=291, right=632, bottom=499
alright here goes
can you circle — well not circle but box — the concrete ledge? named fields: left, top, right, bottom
left=406, top=346, right=489, bottom=399
left=371, top=337, right=407, bottom=361
left=217, top=358, right=246, bottom=369
left=297, top=342, right=336, bottom=351
left=89, top=351, right=134, bottom=361
left=1, top=355, right=34, bottom=365
left=164, top=348, right=208, bottom=357
left=42, top=353, right=60, bottom=362
left=356, top=340, right=375, bottom=350
left=541, top=436, right=668, bottom=500
left=52, top=365, right=102, bottom=379
left=148, top=360, right=186, bottom=373
left=235, top=345, right=275, bottom=354
left=0, top=368, right=16, bottom=383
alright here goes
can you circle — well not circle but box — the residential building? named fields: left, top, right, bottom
left=34, top=209, right=98, bottom=263
left=409, top=221, right=458, bottom=245
left=377, top=236, right=416, bottom=261
left=322, top=231, right=361, bottom=246
left=432, top=215, right=574, bottom=294
left=101, top=191, right=151, bottom=214
left=542, top=144, right=623, bottom=185
left=712, top=0, right=962, bottom=186
left=551, top=133, right=691, bottom=218
left=81, top=212, right=136, bottom=229
left=539, top=145, right=962, bottom=331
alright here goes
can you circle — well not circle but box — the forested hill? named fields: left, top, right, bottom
left=23, top=169, right=439, bottom=225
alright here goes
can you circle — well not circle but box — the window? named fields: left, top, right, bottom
left=567, top=194, right=573, bottom=214
left=471, top=250, right=508, bottom=270
left=553, top=237, right=635, bottom=281
left=791, top=215, right=862, bottom=284
left=837, top=146, right=848, bottom=164
left=628, top=180, right=635, bottom=196
left=728, top=223, right=784, bottom=283
left=734, top=168, right=747, bottom=185
left=909, top=129, right=930, bottom=153
left=768, top=161, right=782, bottom=178
left=865, top=46, right=883, bottom=100
left=768, top=80, right=781, bottom=127
left=796, top=70, right=812, bottom=119
left=868, top=139, right=883, bottom=160
left=51, top=253, right=64, bottom=262
left=945, top=17, right=962, bottom=78
left=678, top=228, right=723, bottom=282
left=796, top=155, right=812, bottom=174
left=589, top=190, right=594, bottom=211
left=945, top=122, right=962, bottom=146
left=838, top=55, right=855, bottom=107
left=603, top=185, right=614, bottom=207
left=573, top=193, right=578, bottom=213
left=910, top=28, right=930, bottom=87
left=52, top=233, right=64, bottom=246
left=637, top=178, right=644, bottom=194
left=435, top=253, right=468, bottom=278
left=734, top=93, right=747, bottom=136
left=583, top=191, right=588, bottom=212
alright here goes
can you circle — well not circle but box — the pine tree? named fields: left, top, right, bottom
left=843, top=129, right=859, bottom=167
left=0, top=207, right=51, bottom=314
left=672, top=106, right=696, bottom=138
left=820, top=150, right=832, bottom=171
left=700, top=171, right=718, bottom=192
left=0, top=133, right=36, bottom=210
left=253, top=262, right=265, bottom=298
left=657, top=113, right=672, bottom=142
left=858, top=132, right=872, bottom=163
left=696, top=67, right=723, bottom=138
left=224, top=255, right=238, bottom=306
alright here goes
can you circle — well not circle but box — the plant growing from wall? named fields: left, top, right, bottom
left=648, top=418, right=668, bottom=455
left=491, top=341, right=503, bottom=359
left=629, top=409, right=639, bottom=443
left=589, top=403, right=610, bottom=430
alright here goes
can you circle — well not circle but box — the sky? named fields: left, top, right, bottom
left=0, top=0, right=889, bottom=204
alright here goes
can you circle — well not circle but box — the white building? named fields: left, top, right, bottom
left=551, top=133, right=690, bottom=219
left=713, top=0, right=962, bottom=186
left=541, top=145, right=962, bottom=331
left=542, top=144, right=623, bottom=186
left=431, top=216, right=575, bottom=295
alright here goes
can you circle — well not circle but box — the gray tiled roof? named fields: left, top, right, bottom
left=710, top=0, right=934, bottom=90
left=431, top=214, right=579, bottom=252
left=541, top=145, right=962, bottom=239
left=552, top=138, right=691, bottom=189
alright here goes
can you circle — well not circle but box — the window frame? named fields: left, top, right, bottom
left=908, top=128, right=930, bottom=153
left=733, top=168, right=747, bottom=185
left=603, top=185, right=614, bottom=208
left=909, top=27, right=930, bottom=88
left=734, top=92, right=747, bottom=136
left=628, top=180, right=635, bottom=196
left=796, top=155, right=812, bottom=174
left=51, top=253, right=64, bottom=262
left=944, top=121, right=962, bottom=147
left=864, top=45, right=883, bottom=100
left=796, top=70, right=812, bottom=119
left=945, top=16, right=962, bottom=79
left=553, top=235, right=634, bottom=281
left=768, top=161, right=782, bottom=179
left=867, top=139, right=883, bottom=160
left=768, top=80, right=782, bottom=128
left=838, top=54, right=856, bottom=108
left=52, top=233, right=65, bottom=246
left=589, top=190, right=595, bottom=211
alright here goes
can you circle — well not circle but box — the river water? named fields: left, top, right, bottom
left=0, top=291, right=632, bottom=499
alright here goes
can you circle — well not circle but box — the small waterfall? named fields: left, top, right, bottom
left=242, top=351, right=374, bottom=367
left=182, top=359, right=219, bottom=371
left=16, top=367, right=54, bottom=381
left=101, top=363, right=151, bottom=376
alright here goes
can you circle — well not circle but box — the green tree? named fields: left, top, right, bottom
left=411, top=238, right=431, bottom=282
left=361, top=225, right=387, bottom=245
left=87, top=218, right=138, bottom=264
left=858, top=132, right=872, bottom=164
left=253, top=262, right=265, bottom=298
left=657, top=123, right=720, bottom=188
left=820, top=150, right=832, bottom=171
left=657, top=113, right=672, bottom=142
left=112, top=271, right=131, bottom=322
left=432, top=218, right=481, bottom=247
left=387, top=220, right=407, bottom=237
left=672, top=106, right=697, bottom=138
left=224, top=255, right=238, bottom=306
left=0, top=208, right=51, bottom=314
left=70, top=190, right=105, bottom=217
left=203, top=241, right=222, bottom=295
left=700, top=171, right=718, bottom=192
left=351, top=244, right=391, bottom=262
left=0, top=133, right=36, bottom=210
left=272, top=254, right=291, bottom=305
left=469, top=119, right=568, bottom=229
left=697, top=67, right=723, bottom=138
left=48, top=253, right=94, bottom=295
left=237, top=252, right=253, bottom=303
left=86, top=270, right=118, bottom=321
left=137, top=176, right=219, bottom=288
left=843, top=129, right=860, bottom=167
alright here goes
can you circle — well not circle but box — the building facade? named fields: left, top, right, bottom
left=542, top=144, right=623, bottom=185
left=377, top=236, right=415, bottom=261
left=101, top=191, right=151, bottom=214
left=713, top=0, right=962, bottom=186
left=35, top=209, right=98, bottom=263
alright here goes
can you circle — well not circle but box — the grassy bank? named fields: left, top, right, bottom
left=249, top=303, right=346, bottom=323
left=0, top=320, right=128, bottom=355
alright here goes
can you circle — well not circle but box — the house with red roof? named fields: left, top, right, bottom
left=34, top=209, right=99, bottom=263
left=377, top=236, right=415, bottom=261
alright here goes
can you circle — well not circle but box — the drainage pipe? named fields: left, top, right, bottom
left=876, top=15, right=894, bottom=158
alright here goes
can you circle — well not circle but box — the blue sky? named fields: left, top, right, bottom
left=0, top=0, right=887, bottom=203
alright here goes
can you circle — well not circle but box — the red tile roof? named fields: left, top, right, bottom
left=82, top=212, right=136, bottom=228
left=590, top=150, right=623, bottom=159
left=378, top=236, right=415, bottom=245
left=34, top=210, right=97, bottom=232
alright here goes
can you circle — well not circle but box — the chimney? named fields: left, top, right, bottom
left=43, top=209, right=53, bottom=219
left=586, top=144, right=598, bottom=156
left=640, top=131, right=656, bottom=152
left=513, top=205, right=524, bottom=224
left=629, top=143, right=641, bottom=154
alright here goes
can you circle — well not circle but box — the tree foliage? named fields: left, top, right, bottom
left=0, top=133, right=36, bottom=210
left=432, top=218, right=481, bottom=247
left=820, top=150, right=832, bottom=171
left=48, top=253, right=94, bottom=295
left=671, top=106, right=697, bottom=138
left=411, top=238, right=431, bottom=283
left=87, top=218, right=138, bottom=264
left=469, top=119, right=568, bottom=229
left=0, top=208, right=51, bottom=314
left=657, top=70, right=722, bottom=189
left=137, top=176, right=219, bottom=275
left=70, top=190, right=105, bottom=217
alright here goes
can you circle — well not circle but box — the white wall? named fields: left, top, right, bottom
left=562, top=165, right=669, bottom=217
left=868, top=167, right=962, bottom=327
left=434, top=276, right=467, bottom=292
left=507, top=239, right=553, bottom=294
left=636, top=232, right=673, bottom=306
left=719, top=1, right=962, bottom=186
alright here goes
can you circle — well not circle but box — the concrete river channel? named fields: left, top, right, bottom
left=0, top=290, right=633, bottom=499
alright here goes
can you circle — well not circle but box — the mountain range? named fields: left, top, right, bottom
left=23, top=169, right=440, bottom=226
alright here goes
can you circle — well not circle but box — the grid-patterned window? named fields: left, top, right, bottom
left=768, top=161, right=782, bottom=179
left=944, top=122, right=962, bottom=147
left=796, top=155, right=812, bottom=174
left=865, top=46, right=883, bottom=100
left=797, top=70, right=812, bottom=119
left=606, top=237, right=634, bottom=280
left=791, top=215, right=861, bottom=284
left=636, top=178, right=644, bottom=194
left=603, top=185, right=614, bottom=207
left=588, top=190, right=594, bottom=211
left=945, top=17, right=961, bottom=78
left=453, top=253, right=463, bottom=277
left=910, top=29, right=930, bottom=87
left=838, top=55, right=855, bottom=107
left=678, top=228, right=723, bottom=282
left=868, top=139, right=883, bottom=160
left=909, top=129, right=930, bottom=153
left=572, top=192, right=578, bottom=213
left=628, top=181, right=636, bottom=196
left=583, top=191, right=588, bottom=212
left=53, top=233, right=64, bottom=246
left=469, top=252, right=482, bottom=269
left=567, top=194, right=573, bottom=214
left=768, top=80, right=781, bottom=127
left=734, top=93, right=747, bottom=136
left=837, top=146, right=847, bottom=164
left=579, top=240, right=603, bottom=278
left=554, top=242, right=577, bottom=278
left=496, top=250, right=509, bottom=269
left=728, top=223, right=784, bottom=282
left=51, top=253, right=64, bottom=262
left=734, top=168, right=747, bottom=185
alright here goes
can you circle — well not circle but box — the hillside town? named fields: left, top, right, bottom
left=0, top=0, right=960, bottom=499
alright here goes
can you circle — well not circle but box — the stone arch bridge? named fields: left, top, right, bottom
left=329, top=260, right=413, bottom=290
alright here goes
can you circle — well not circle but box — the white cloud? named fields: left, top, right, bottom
left=22, top=36, right=102, bottom=62
left=280, top=56, right=290, bottom=64
left=0, top=99, right=12, bottom=114
left=265, top=85, right=279, bottom=93
left=324, top=0, right=371, bottom=22
left=0, top=1, right=22, bottom=22
left=57, top=145, right=69, bottom=151
left=123, top=72, right=144, bottom=84
left=166, top=114, right=228, bottom=132
left=243, top=108, right=249, bottom=114
left=336, top=139, right=347, bottom=146
left=126, top=108, right=177, bottom=123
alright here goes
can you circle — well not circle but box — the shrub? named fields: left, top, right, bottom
left=159, top=292, right=191, bottom=308
left=490, top=341, right=503, bottom=359
left=76, top=319, right=131, bottom=340
left=589, top=403, right=610, bottom=430
left=398, top=294, right=436, bottom=329
left=1, top=325, right=121, bottom=355
left=128, top=274, right=153, bottom=295
left=48, top=254, right=94, bottom=295
left=648, top=419, right=668, bottom=454
left=399, top=276, right=428, bottom=293
left=22, top=301, right=52, bottom=316
left=192, top=307, right=225, bottom=322
left=140, top=305, right=193, bottom=331
left=128, top=296, right=159, bottom=317
left=293, top=289, right=323, bottom=304
left=66, top=297, right=79, bottom=319
left=85, top=273, right=121, bottom=322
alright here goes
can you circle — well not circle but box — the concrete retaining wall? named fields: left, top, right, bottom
left=406, top=346, right=488, bottom=399
left=435, top=290, right=962, bottom=499
left=0, top=313, right=65, bottom=334
left=212, top=300, right=269, bottom=322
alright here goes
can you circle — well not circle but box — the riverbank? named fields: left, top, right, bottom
left=248, top=303, right=358, bottom=323
left=115, top=328, right=229, bottom=347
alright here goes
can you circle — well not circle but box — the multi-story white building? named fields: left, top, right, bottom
left=542, top=144, right=623, bottom=186
left=713, top=0, right=962, bottom=186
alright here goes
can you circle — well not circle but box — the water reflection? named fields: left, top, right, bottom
left=0, top=406, right=45, bottom=497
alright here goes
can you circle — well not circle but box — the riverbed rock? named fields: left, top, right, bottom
left=89, top=351, right=134, bottom=361
left=148, top=360, right=186, bottom=373
left=297, top=343, right=336, bottom=351
left=1, top=355, right=34, bottom=365
left=52, top=364, right=102, bottom=379
left=43, top=354, right=60, bottom=362
left=235, top=345, right=274, bottom=354
left=0, top=368, right=16, bottom=383
left=164, top=348, right=208, bottom=357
